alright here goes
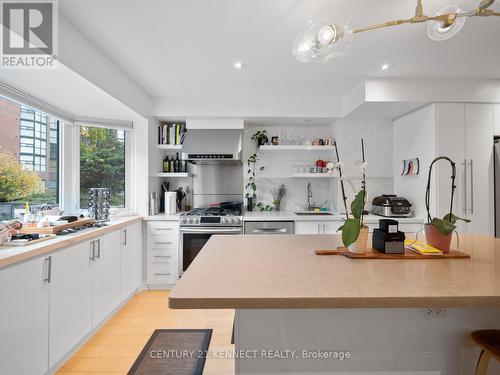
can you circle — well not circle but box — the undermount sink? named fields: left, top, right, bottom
left=293, top=211, right=334, bottom=216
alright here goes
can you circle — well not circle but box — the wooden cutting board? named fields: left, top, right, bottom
left=19, top=218, right=96, bottom=235
left=315, top=247, right=471, bottom=259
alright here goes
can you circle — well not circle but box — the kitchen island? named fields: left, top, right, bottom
left=169, top=234, right=500, bottom=374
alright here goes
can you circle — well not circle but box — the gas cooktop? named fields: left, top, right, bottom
left=180, top=207, right=242, bottom=226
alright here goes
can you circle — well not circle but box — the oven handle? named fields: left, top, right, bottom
left=180, top=227, right=242, bottom=234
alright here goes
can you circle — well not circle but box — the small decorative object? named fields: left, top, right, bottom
left=88, top=188, right=111, bottom=222
left=401, top=158, right=420, bottom=176
left=271, top=136, right=279, bottom=145
left=337, top=139, right=369, bottom=253
left=424, top=156, right=470, bottom=253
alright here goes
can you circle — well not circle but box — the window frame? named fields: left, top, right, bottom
left=75, top=124, right=133, bottom=213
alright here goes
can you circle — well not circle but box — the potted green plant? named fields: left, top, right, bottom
left=424, top=156, right=470, bottom=253
left=337, top=140, right=369, bottom=253
left=251, top=130, right=268, bottom=146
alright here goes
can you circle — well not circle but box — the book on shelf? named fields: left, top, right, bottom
left=158, top=123, right=186, bottom=145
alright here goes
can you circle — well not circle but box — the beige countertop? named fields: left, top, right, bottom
left=169, top=234, right=500, bottom=309
left=0, top=216, right=142, bottom=269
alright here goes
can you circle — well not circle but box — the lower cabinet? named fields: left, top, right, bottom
left=93, top=231, right=122, bottom=326
left=120, top=222, right=142, bottom=299
left=0, top=256, right=50, bottom=375
left=295, top=220, right=341, bottom=234
left=49, top=241, right=93, bottom=367
left=0, top=221, right=142, bottom=374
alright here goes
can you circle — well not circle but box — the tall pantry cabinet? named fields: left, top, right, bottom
left=394, top=103, right=494, bottom=236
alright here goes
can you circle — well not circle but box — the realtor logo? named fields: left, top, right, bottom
left=1, top=0, right=58, bottom=68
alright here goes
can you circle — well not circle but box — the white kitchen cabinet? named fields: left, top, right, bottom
left=49, top=240, right=94, bottom=368
left=0, top=257, right=49, bottom=375
left=93, top=230, right=122, bottom=326
left=395, top=103, right=494, bottom=236
left=147, top=221, right=179, bottom=288
left=120, top=222, right=142, bottom=300
left=295, top=220, right=341, bottom=234
left=494, top=104, right=500, bottom=136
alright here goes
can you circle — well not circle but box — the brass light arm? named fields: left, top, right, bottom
left=353, top=19, right=412, bottom=34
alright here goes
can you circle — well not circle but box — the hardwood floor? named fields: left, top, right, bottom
left=56, top=290, right=235, bottom=375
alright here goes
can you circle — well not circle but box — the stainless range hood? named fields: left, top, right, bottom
left=181, top=129, right=242, bottom=164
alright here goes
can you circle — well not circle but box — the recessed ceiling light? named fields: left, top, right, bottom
left=381, top=62, right=393, bottom=71
left=234, top=61, right=244, bottom=69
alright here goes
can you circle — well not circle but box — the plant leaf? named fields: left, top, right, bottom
left=431, top=218, right=456, bottom=236
left=341, top=218, right=361, bottom=247
left=442, top=213, right=471, bottom=225
left=350, top=191, right=365, bottom=219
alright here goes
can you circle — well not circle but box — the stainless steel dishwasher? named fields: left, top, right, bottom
left=244, top=221, right=294, bottom=235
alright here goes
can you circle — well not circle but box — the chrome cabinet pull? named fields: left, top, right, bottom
left=154, top=255, right=172, bottom=258
left=462, top=160, right=467, bottom=214
left=89, top=240, right=95, bottom=261
left=154, top=272, right=171, bottom=276
left=154, top=241, right=173, bottom=245
left=252, top=228, right=287, bottom=233
left=155, top=228, right=172, bottom=231
left=96, top=238, right=101, bottom=259
left=43, top=256, right=52, bottom=283
left=468, top=159, right=474, bottom=214
left=123, top=229, right=127, bottom=246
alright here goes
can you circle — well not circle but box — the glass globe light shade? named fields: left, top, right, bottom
left=427, top=5, right=466, bottom=41
left=293, top=18, right=353, bottom=63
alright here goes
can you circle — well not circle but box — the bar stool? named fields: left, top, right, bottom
left=471, top=330, right=500, bottom=375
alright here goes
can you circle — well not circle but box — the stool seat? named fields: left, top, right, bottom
left=472, top=330, right=500, bottom=361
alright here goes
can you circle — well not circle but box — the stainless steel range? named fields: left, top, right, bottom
left=179, top=206, right=243, bottom=272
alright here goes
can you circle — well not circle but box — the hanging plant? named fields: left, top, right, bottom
left=424, top=156, right=470, bottom=252
left=245, top=131, right=273, bottom=211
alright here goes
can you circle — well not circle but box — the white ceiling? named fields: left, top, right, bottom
left=60, top=0, right=500, bottom=102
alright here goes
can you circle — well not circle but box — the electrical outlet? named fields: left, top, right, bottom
left=422, top=308, right=447, bottom=319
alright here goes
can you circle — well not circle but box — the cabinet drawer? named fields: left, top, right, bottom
left=147, top=236, right=178, bottom=248
left=147, top=221, right=179, bottom=236
left=147, top=262, right=178, bottom=285
left=148, top=248, right=178, bottom=263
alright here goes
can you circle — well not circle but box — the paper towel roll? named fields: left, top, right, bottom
left=164, top=192, right=177, bottom=214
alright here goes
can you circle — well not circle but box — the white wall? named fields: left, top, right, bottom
left=393, top=105, right=437, bottom=220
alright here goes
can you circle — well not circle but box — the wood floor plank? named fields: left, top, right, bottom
left=55, top=290, right=235, bottom=375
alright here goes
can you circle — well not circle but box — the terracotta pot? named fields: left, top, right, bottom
left=348, top=225, right=369, bottom=254
left=424, top=223, right=452, bottom=253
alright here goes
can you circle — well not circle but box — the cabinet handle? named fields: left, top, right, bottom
left=89, top=240, right=95, bottom=261
left=154, top=272, right=171, bottom=276
left=154, top=255, right=172, bottom=258
left=155, top=228, right=172, bottom=231
left=462, top=160, right=467, bottom=214
left=468, top=159, right=474, bottom=214
left=96, top=239, right=101, bottom=259
left=123, top=229, right=127, bottom=246
left=154, top=241, right=173, bottom=245
left=43, top=256, right=52, bottom=283
left=317, top=224, right=320, bottom=234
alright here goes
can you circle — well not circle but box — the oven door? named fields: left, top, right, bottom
left=180, top=227, right=242, bottom=273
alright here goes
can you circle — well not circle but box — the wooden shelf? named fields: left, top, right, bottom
left=259, top=145, right=334, bottom=151
left=154, top=172, right=191, bottom=178
left=157, top=144, right=182, bottom=150
left=291, top=173, right=336, bottom=178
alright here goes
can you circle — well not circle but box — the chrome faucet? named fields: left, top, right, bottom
left=307, top=182, right=313, bottom=211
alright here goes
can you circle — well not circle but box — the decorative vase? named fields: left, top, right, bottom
left=424, top=223, right=452, bottom=253
left=348, top=225, right=369, bottom=254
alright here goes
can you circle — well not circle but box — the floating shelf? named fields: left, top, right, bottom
left=157, top=144, right=182, bottom=150
left=154, top=172, right=191, bottom=178
left=291, top=173, right=337, bottom=178
left=259, top=145, right=335, bottom=151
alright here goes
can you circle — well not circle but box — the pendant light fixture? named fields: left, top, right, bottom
left=293, top=0, right=500, bottom=63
